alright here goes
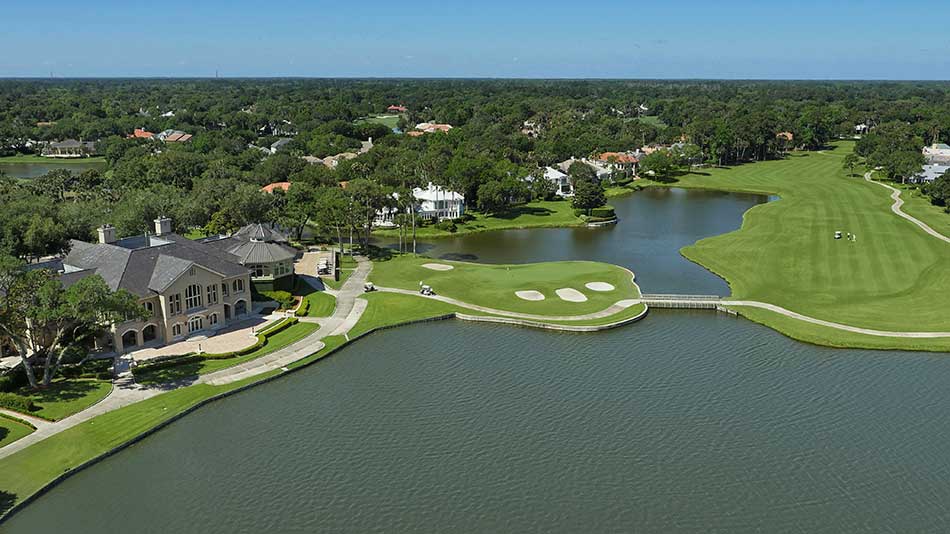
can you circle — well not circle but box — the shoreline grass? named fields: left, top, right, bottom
left=373, top=200, right=584, bottom=239
left=20, top=379, right=112, bottom=422
left=0, top=154, right=107, bottom=164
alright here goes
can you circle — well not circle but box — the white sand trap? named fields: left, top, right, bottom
left=556, top=288, right=588, bottom=302
left=516, top=290, right=545, bottom=301
left=422, top=263, right=454, bottom=271
left=585, top=282, right=615, bottom=292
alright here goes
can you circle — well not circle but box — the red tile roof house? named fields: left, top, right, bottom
left=387, top=105, right=408, bottom=113
left=129, top=128, right=156, bottom=139
left=261, top=182, right=292, bottom=194
left=593, top=152, right=639, bottom=178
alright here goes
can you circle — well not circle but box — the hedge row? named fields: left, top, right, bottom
left=0, top=411, right=37, bottom=429
left=295, top=298, right=311, bottom=317
left=573, top=206, right=617, bottom=219
left=0, top=392, right=35, bottom=413
left=130, top=318, right=300, bottom=378
left=60, top=359, right=114, bottom=380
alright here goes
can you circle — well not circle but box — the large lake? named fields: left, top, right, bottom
left=7, top=188, right=950, bottom=533
left=0, top=160, right=107, bottom=179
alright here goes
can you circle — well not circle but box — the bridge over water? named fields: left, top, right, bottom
left=639, top=294, right=736, bottom=314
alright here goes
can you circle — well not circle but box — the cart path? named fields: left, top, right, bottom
left=865, top=171, right=950, bottom=244
left=373, top=286, right=641, bottom=321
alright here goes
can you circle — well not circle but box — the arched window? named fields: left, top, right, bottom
left=235, top=300, right=247, bottom=316
left=207, top=284, right=218, bottom=305
left=185, top=284, right=203, bottom=310
left=209, top=313, right=218, bottom=326
left=121, top=330, right=138, bottom=349
left=143, top=301, right=154, bottom=316
left=143, top=324, right=157, bottom=342
left=188, top=316, right=204, bottom=333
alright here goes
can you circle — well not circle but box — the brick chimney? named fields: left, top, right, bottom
left=154, top=217, right=172, bottom=236
left=97, top=224, right=116, bottom=244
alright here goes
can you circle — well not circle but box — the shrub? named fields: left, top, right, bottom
left=261, top=290, right=295, bottom=309
left=590, top=206, right=616, bottom=219
left=0, top=392, right=35, bottom=413
left=435, top=220, right=458, bottom=233
left=0, top=369, right=29, bottom=393
left=295, top=298, right=311, bottom=317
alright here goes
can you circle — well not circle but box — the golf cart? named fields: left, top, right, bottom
left=420, top=285, right=435, bottom=296
left=363, top=282, right=376, bottom=292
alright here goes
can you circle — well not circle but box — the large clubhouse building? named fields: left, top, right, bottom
left=41, top=218, right=297, bottom=354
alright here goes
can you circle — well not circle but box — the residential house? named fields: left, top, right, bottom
left=521, top=120, right=543, bottom=138
left=911, top=163, right=950, bottom=184
left=387, top=104, right=408, bottom=113
left=130, top=128, right=156, bottom=139
left=42, top=139, right=99, bottom=158
left=592, top=152, right=639, bottom=179
left=156, top=130, right=193, bottom=143
left=323, top=152, right=358, bottom=168
left=414, top=122, right=453, bottom=134
left=375, top=183, right=465, bottom=226
left=270, top=138, right=293, bottom=154
left=855, top=123, right=870, bottom=135
left=261, top=182, right=292, bottom=194
left=50, top=218, right=253, bottom=353
left=776, top=131, right=794, bottom=142
left=923, top=143, right=950, bottom=164
left=525, top=167, right=573, bottom=197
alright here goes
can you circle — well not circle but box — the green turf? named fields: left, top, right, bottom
left=891, top=183, right=950, bottom=239
left=0, top=154, right=107, bottom=164
left=372, top=200, right=584, bottom=238
left=633, top=115, right=668, bottom=129
left=294, top=278, right=337, bottom=317
left=20, top=379, right=112, bottom=421
left=348, top=292, right=464, bottom=338
left=659, top=142, right=950, bottom=338
left=355, top=114, right=400, bottom=129
left=369, top=255, right=639, bottom=316
left=323, top=255, right=358, bottom=290
left=0, top=415, right=34, bottom=448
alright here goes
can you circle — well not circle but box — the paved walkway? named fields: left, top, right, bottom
left=0, top=257, right=373, bottom=460
left=865, top=171, right=950, bottom=244
left=374, top=287, right=640, bottom=321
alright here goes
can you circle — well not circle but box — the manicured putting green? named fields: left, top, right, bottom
left=370, top=255, right=639, bottom=316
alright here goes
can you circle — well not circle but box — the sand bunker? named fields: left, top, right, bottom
left=422, top=263, right=454, bottom=271
left=555, top=288, right=588, bottom=302
left=585, top=282, right=615, bottom=292
left=515, top=290, right=545, bottom=301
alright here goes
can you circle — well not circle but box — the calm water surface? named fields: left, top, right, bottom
left=375, top=187, right=768, bottom=294
left=7, top=188, right=950, bottom=533
left=0, top=161, right=106, bottom=179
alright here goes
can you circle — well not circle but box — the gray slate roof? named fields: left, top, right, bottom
left=201, top=224, right=297, bottom=265
left=63, top=233, right=249, bottom=298
left=233, top=223, right=288, bottom=243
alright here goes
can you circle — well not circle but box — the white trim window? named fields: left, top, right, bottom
left=188, top=316, right=204, bottom=333
left=169, top=294, right=182, bottom=315
left=209, top=313, right=218, bottom=326
left=143, top=301, right=154, bottom=317
left=233, top=279, right=245, bottom=293
left=172, top=323, right=183, bottom=337
left=185, top=284, right=203, bottom=310
left=207, top=284, right=218, bottom=305
left=222, top=282, right=229, bottom=297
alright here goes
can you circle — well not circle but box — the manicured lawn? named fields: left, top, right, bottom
left=294, top=278, right=336, bottom=317
left=134, top=322, right=320, bottom=386
left=349, top=292, right=465, bottom=338
left=0, top=154, right=107, bottom=164
left=373, top=200, right=584, bottom=239
left=369, top=254, right=640, bottom=316
left=355, top=114, right=400, bottom=130
left=0, top=415, right=34, bottom=448
left=892, top=183, right=950, bottom=239
left=20, top=379, right=112, bottom=421
left=661, top=141, right=950, bottom=337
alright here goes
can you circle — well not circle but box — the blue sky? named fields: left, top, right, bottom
left=3, top=0, right=949, bottom=79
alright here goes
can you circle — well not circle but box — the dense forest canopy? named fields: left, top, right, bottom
left=1, top=78, right=949, bottom=260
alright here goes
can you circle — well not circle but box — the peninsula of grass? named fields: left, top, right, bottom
left=0, top=415, right=33, bottom=448
left=0, top=154, right=106, bottom=164
left=369, top=254, right=640, bottom=317
left=372, top=200, right=584, bottom=239
left=650, top=141, right=950, bottom=347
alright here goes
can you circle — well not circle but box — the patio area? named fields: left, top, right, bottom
left=129, top=312, right=286, bottom=363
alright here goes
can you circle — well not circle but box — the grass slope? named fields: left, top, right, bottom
left=355, top=114, right=400, bottom=129
left=370, top=255, right=639, bottom=316
left=22, top=379, right=112, bottom=421
left=664, top=142, right=950, bottom=336
left=373, top=200, right=584, bottom=238
left=0, top=416, right=33, bottom=449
